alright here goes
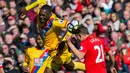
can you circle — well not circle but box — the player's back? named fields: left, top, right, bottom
left=83, top=36, right=107, bottom=73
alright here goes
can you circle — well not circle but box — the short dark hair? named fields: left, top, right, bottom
left=73, top=25, right=89, bottom=35
left=22, top=24, right=29, bottom=29
left=3, top=60, right=12, bottom=66
left=40, top=5, right=52, bottom=13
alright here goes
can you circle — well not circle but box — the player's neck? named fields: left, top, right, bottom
left=82, top=35, right=89, bottom=41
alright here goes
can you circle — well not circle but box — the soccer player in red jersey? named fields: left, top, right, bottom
left=66, top=25, right=117, bottom=73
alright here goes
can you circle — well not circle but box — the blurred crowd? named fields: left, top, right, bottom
left=0, top=0, right=130, bottom=73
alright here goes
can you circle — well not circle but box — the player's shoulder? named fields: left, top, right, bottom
left=87, top=36, right=103, bottom=44
left=26, top=47, right=36, bottom=52
left=53, top=17, right=65, bottom=24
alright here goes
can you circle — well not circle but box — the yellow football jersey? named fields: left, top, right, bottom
left=37, top=14, right=68, bottom=50
left=23, top=47, right=50, bottom=73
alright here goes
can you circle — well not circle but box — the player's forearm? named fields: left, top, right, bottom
left=67, top=41, right=84, bottom=59
left=25, top=1, right=39, bottom=11
left=108, top=50, right=115, bottom=67
left=25, top=0, right=46, bottom=11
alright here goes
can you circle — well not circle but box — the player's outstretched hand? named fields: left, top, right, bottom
left=23, top=66, right=30, bottom=73
left=110, top=66, right=117, bottom=73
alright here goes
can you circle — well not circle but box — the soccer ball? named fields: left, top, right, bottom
left=67, top=20, right=80, bottom=33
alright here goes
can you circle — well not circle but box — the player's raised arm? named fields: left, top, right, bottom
left=66, top=35, right=85, bottom=59
left=20, top=0, right=46, bottom=14
left=66, top=23, right=88, bottom=60
left=25, top=0, right=46, bottom=11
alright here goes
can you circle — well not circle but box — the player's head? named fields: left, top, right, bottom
left=74, top=25, right=89, bottom=41
left=36, top=35, right=44, bottom=49
left=39, top=5, right=52, bottom=24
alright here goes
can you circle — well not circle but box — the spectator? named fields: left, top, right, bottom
left=93, top=7, right=101, bottom=22
left=28, top=36, right=37, bottom=47
left=0, top=8, right=3, bottom=17
left=87, top=3, right=95, bottom=16
left=9, top=8, right=19, bottom=24
left=2, top=44, right=10, bottom=56
left=119, top=22, right=127, bottom=43
left=53, top=5, right=63, bottom=18
left=101, top=11, right=109, bottom=26
left=119, top=22, right=127, bottom=33
left=50, top=0, right=57, bottom=8
left=3, top=60, right=20, bottom=73
left=11, top=26, right=20, bottom=39
left=100, top=0, right=114, bottom=14
left=81, top=14, right=94, bottom=34
left=110, top=12, right=120, bottom=31
left=114, top=2, right=124, bottom=19
left=0, top=0, right=7, bottom=8
left=24, top=0, right=31, bottom=6
left=17, top=53, right=25, bottom=73
left=2, top=7, right=9, bottom=23
left=92, top=21, right=106, bottom=37
left=120, top=43, right=129, bottom=73
left=125, top=30, right=130, bottom=48
left=110, top=31, right=122, bottom=49
left=127, top=20, right=130, bottom=30
left=0, top=36, right=4, bottom=49
left=22, top=25, right=35, bottom=38
left=9, top=0, right=17, bottom=8
left=72, top=12, right=82, bottom=21
left=119, top=0, right=129, bottom=9
left=26, top=8, right=37, bottom=23
left=22, top=16, right=37, bottom=34
left=57, top=0, right=64, bottom=7
left=121, top=10, right=130, bottom=24
left=62, top=11, right=70, bottom=21
left=4, top=34, right=14, bottom=46
left=125, top=2, right=130, bottom=12
left=0, top=17, right=6, bottom=35
left=69, top=0, right=80, bottom=11
left=6, top=16, right=16, bottom=31
left=64, top=6, right=73, bottom=15
left=18, top=33, right=29, bottom=52
left=81, top=7, right=88, bottom=18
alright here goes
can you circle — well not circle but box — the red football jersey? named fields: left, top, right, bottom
left=80, top=36, right=110, bottom=73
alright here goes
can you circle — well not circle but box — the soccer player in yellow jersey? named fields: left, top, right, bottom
left=21, top=1, right=85, bottom=72
left=23, top=35, right=50, bottom=73
left=37, top=5, right=85, bottom=73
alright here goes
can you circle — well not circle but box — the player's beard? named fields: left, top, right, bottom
left=39, top=15, right=50, bottom=24
left=40, top=18, right=46, bottom=23
left=37, top=43, right=44, bottom=50
left=40, top=18, right=47, bottom=25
